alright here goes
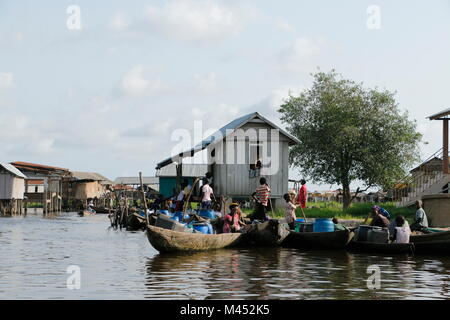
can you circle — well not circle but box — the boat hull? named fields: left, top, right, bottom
left=347, top=240, right=414, bottom=254
left=282, top=229, right=354, bottom=250
left=247, top=220, right=290, bottom=246
left=146, top=225, right=246, bottom=253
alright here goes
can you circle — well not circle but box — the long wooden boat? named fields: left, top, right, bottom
left=347, top=240, right=414, bottom=254
left=410, top=230, right=450, bottom=243
left=247, top=220, right=290, bottom=247
left=146, top=225, right=246, bottom=253
left=412, top=240, right=450, bottom=255
left=78, top=210, right=96, bottom=216
left=282, top=229, right=354, bottom=250
left=127, top=212, right=146, bottom=231
left=92, top=206, right=115, bottom=214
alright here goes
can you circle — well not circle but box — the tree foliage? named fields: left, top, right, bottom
left=279, top=70, right=422, bottom=209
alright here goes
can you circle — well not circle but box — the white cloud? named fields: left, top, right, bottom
left=118, top=66, right=165, bottom=98
left=0, top=72, right=14, bottom=89
left=193, top=72, right=219, bottom=94
left=144, top=0, right=254, bottom=42
left=109, top=12, right=130, bottom=30
left=275, top=18, right=295, bottom=33
left=278, top=37, right=322, bottom=73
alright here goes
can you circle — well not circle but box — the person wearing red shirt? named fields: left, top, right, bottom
left=297, top=179, right=307, bottom=209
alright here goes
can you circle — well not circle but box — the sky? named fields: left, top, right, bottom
left=1, top=0, right=450, bottom=192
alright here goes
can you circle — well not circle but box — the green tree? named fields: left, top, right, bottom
left=279, top=70, right=422, bottom=209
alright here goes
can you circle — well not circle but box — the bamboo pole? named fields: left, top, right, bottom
left=139, top=172, right=149, bottom=226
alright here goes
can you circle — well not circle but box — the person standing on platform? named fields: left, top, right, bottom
left=252, top=177, right=271, bottom=221
left=297, top=179, right=308, bottom=209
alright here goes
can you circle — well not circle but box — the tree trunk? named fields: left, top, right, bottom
left=342, top=183, right=351, bottom=210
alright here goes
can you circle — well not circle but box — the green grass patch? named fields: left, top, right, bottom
left=243, top=201, right=415, bottom=223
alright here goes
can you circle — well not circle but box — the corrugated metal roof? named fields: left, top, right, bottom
left=114, top=177, right=159, bottom=185
left=428, top=108, right=450, bottom=120
left=156, top=164, right=208, bottom=177
left=11, top=161, right=69, bottom=172
left=71, top=171, right=112, bottom=183
left=0, top=163, right=27, bottom=178
left=156, top=112, right=300, bottom=169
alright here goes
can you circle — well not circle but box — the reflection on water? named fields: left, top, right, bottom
left=0, top=209, right=449, bottom=299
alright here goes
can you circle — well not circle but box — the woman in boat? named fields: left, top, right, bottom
left=223, top=203, right=246, bottom=233
left=369, top=207, right=390, bottom=228
left=392, top=215, right=411, bottom=244
left=283, top=193, right=297, bottom=230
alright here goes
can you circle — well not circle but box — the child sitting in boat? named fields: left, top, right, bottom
left=392, top=215, right=411, bottom=244
left=283, top=193, right=297, bottom=230
left=223, top=203, right=246, bottom=233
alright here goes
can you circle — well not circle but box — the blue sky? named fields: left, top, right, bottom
left=1, top=0, right=450, bottom=192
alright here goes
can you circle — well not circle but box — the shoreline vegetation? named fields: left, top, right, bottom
left=243, top=201, right=415, bottom=224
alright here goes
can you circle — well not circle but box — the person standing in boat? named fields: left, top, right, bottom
left=283, top=193, right=297, bottom=230
left=252, top=177, right=271, bottom=221
left=200, top=178, right=215, bottom=210
left=175, top=183, right=187, bottom=212
left=411, top=200, right=429, bottom=233
left=297, top=179, right=308, bottom=209
left=223, top=203, right=245, bottom=233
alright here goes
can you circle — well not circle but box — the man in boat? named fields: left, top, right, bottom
left=200, top=178, right=215, bottom=210
left=297, top=179, right=308, bottom=209
left=175, top=183, right=187, bottom=212
left=411, top=200, right=430, bottom=233
left=252, top=177, right=271, bottom=221
left=223, top=203, right=246, bottom=233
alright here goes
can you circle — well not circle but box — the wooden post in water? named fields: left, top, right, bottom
left=139, top=172, right=149, bottom=226
left=444, top=119, right=449, bottom=174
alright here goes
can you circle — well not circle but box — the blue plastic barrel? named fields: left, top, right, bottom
left=172, top=211, right=184, bottom=222
left=313, top=218, right=334, bottom=232
left=193, top=223, right=211, bottom=234
left=159, top=210, right=170, bottom=216
left=199, top=209, right=216, bottom=219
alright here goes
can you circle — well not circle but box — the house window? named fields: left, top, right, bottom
left=249, top=143, right=263, bottom=178
left=35, top=186, right=38, bottom=193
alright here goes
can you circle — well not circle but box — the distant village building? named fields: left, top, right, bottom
left=10, top=161, right=70, bottom=213
left=0, top=163, right=27, bottom=215
left=155, top=112, right=299, bottom=206
left=66, top=171, right=113, bottom=208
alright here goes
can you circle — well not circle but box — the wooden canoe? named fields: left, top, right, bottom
left=146, top=225, right=246, bottom=253
left=282, top=229, right=354, bottom=250
left=78, top=210, right=96, bottom=216
left=410, top=230, right=450, bottom=243
left=247, top=220, right=290, bottom=247
left=127, top=212, right=146, bottom=231
left=347, top=240, right=414, bottom=254
left=92, top=206, right=115, bottom=214
left=411, top=240, right=450, bottom=255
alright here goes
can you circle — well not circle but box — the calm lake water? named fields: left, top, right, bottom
left=0, top=210, right=449, bottom=300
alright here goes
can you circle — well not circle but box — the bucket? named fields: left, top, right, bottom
left=367, top=229, right=389, bottom=243
left=193, top=223, right=211, bottom=234
left=356, top=226, right=381, bottom=242
left=199, top=209, right=216, bottom=219
left=313, top=218, right=334, bottom=232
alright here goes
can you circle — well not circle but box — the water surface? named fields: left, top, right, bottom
left=0, top=210, right=449, bottom=299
